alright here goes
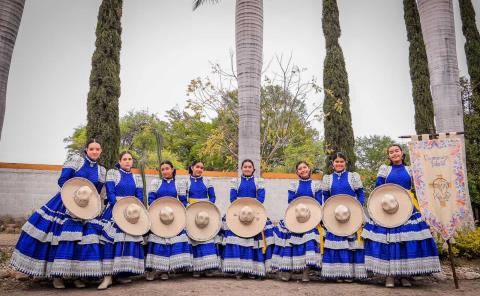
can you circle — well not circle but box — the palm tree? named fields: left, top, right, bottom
left=417, top=0, right=463, bottom=133
left=193, top=0, right=263, bottom=175
left=417, top=0, right=475, bottom=227
left=0, top=0, right=25, bottom=140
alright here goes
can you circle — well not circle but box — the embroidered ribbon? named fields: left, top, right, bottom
left=407, top=190, right=421, bottom=212
left=188, top=198, right=201, bottom=205
left=261, top=230, right=267, bottom=254
left=316, top=224, right=324, bottom=255
left=357, top=228, right=363, bottom=244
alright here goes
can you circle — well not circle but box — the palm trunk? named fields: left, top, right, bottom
left=236, top=0, right=263, bottom=175
left=417, top=0, right=475, bottom=229
left=0, top=0, right=25, bottom=140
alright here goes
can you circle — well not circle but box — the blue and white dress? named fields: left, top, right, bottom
left=145, top=178, right=193, bottom=272
left=186, top=176, right=221, bottom=272
left=101, top=168, right=145, bottom=275
left=321, top=171, right=367, bottom=279
left=11, top=154, right=106, bottom=278
left=361, top=164, right=441, bottom=276
left=221, top=175, right=275, bottom=277
left=272, top=179, right=322, bottom=272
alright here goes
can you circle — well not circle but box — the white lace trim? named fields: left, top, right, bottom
left=230, top=178, right=239, bottom=190
left=256, top=178, right=265, bottom=190
left=377, top=164, right=392, bottom=178
left=271, top=251, right=322, bottom=271
left=145, top=253, right=193, bottom=271
left=21, top=221, right=56, bottom=243
left=274, top=231, right=320, bottom=246
left=348, top=172, right=363, bottom=190
left=112, top=256, right=145, bottom=275
left=321, top=174, right=332, bottom=192
left=98, top=166, right=107, bottom=183
left=222, top=236, right=256, bottom=247
left=150, top=178, right=161, bottom=193
left=107, top=169, right=121, bottom=185
left=361, top=228, right=434, bottom=243
left=103, top=223, right=145, bottom=243
left=321, top=263, right=367, bottom=279
left=56, top=232, right=101, bottom=245
left=364, top=256, right=441, bottom=276
left=50, top=259, right=103, bottom=277
left=175, top=179, right=188, bottom=196
left=192, top=254, right=220, bottom=271
left=324, top=239, right=363, bottom=250
left=64, top=154, right=84, bottom=171
left=134, top=174, right=143, bottom=189
left=10, top=249, right=49, bottom=277
left=188, top=236, right=220, bottom=246
left=147, top=233, right=190, bottom=244
left=221, top=258, right=266, bottom=276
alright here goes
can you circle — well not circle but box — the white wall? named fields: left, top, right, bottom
left=0, top=168, right=295, bottom=221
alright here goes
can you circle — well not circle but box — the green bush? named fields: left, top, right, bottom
left=435, top=228, right=480, bottom=259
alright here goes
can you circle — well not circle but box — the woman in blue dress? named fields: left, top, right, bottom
left=221, top=159, right=275, bottom=279
left=98, top=151, right=145, bottom=290
left=185, top=160, right=221, bottom=277
left=321, top=152, right=367, bottom=281
left=11, top=139, right=106, bottom=289
left=145, top=160, right=192, bottom=280
left=272, top=161, right=322, bottom=282
left=362, top=144, right=441, bottom=287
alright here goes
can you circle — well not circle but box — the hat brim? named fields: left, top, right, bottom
left=284, top=196, right=322, bottom=233
left=61, top=177, right=102, bottom=220
left=226, top=197, right=267, bottom=238
left=367, top=183, right=413, bottom=228
left=323, top=194, right=364, bottom=236
left=186, top=201, right=221, bottom=242
left=148, top=197, right=186, bottom=238
left=113, top=197, right=151, bottom=236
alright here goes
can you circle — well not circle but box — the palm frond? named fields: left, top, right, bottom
left=192, top=0, right=220, bottom=11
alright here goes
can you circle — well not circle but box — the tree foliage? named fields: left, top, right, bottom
left=403, top=0, right=436, bottom=134
left=86, top=0, right=123, bottom=168
left=322, top=0, right=356, bottom=172
left=66, top=57, right=323, bottom=173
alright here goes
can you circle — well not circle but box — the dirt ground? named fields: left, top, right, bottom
left=1, top=233, right=479, bottom=296
left=2, top=274, right=480, bottom=296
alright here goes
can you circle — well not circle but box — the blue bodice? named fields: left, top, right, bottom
left=230, top=175, right=265, bottom=203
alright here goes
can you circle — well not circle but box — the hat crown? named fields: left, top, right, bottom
left=381, top=194, right=399, bottom=214
left=159, top=206, right=175, bottom=225
left=334, top=204, right=351, bottom=223
left=74, top=186, right=92, bottom=208
left=295, top=203, right=311, bottom=223
left=239, top=205, right=254, bottom=224
left=195, top=211, right=210, bottom=228
left=124, top=203, right=141, bottom=224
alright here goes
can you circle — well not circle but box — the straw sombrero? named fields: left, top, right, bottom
left=61, top=177, right=102, bottom=220
left=367, top=183, right=413, bottom=228
left=226, top=198, right=267, bottom=238
left=323, top=194, right=364, bottom=236
left=112, top=197, right=151, bottom=236
left=149, top=197, right=186, bottom=238
left=284, top=196, right=322, bottom=234
left=185, top=201, right=221, bottom=242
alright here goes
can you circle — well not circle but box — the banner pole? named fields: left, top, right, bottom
left=398, top=132, right=464, bottom=139
left=447, top=239, right=460, bottom=289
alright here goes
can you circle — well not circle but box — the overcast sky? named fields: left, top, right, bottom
left=1, top=0, right=479, bottom=165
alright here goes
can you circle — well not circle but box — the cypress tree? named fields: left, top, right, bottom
left=86, top=0, right=122, bottom=168
left=459, top=0, right=480, bottom=212
left=403, top=0, right=436, bottom=134
left=459, top=0, right=480, bottom=98
left=322, top=0, right=356, bottom=171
